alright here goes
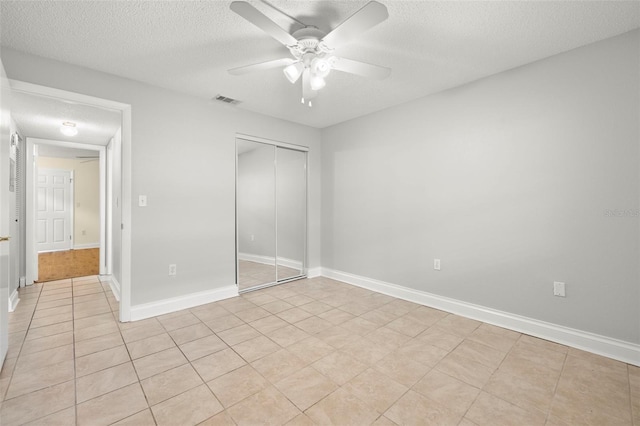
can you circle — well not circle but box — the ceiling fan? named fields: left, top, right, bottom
left=228, top=1, right=391, bottom=106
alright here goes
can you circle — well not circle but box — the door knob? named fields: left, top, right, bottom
left=0, top=236, right=10, bottom=242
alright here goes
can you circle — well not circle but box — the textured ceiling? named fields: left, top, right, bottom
left=1, top=1, right=639, bottom=128
left=11, top=91, right=122, bottom=146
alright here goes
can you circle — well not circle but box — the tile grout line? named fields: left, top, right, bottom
left=628, top=364, right=635, bottom=425
left=10, top=280, right=76, bottom=425
left=544, top=344, right=569, bottom=424
left=72, top=278, right=79, bottom=426
left=112, top=276, right=157, bottom=426
left=478, top=333, right=545, bottom=423
left=1, top=282, right=44, bottom=404
left=72, top=276, right=149, bottom=425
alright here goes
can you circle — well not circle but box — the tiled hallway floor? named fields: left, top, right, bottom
left=0, top=276, right=638, bottom=425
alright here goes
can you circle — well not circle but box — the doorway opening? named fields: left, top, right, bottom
left=9, top=79, right=132, bottom=321
left=33, top=144, right=102, bottom=281
left=26, top=137, right=108, bottom=287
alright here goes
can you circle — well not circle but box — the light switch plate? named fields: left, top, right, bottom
left=138, top=195, right=147, bottom=207
left=553, top=281, right=565, bottom=297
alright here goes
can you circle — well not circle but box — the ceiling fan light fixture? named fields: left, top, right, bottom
left=283, top=62, right=304, bottom=83
left=311, top=57, right=331, bottom=78
left=60, top=121, right=78, bottom=137
left=229, top=1, right=390, bottom=104
left=310, top=74, right=326, bottom=91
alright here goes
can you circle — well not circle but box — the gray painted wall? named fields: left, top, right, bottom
left=3, top=30, right=638, bottom=348
left=321, top=30, right=640, bottom=344
left=0, top=48, right=322, bottom=306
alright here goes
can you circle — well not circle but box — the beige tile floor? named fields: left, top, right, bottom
left=0, top=275, right=638, bottom=425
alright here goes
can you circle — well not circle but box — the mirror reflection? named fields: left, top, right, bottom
left=237, top=140, right=276, bottom=290
left=236, top=138, right=307, bottom=292
left=276, top=148, right=306, bottom=281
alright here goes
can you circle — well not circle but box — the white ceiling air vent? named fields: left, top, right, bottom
left=214, top=95, right=240, bottom=105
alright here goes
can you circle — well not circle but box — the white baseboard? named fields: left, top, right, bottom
left=307, top=267, right=322, bottom=278
left=101, top=275, right=120, bottom=301
left=8, top=289, right=20, bottom=312
left=129, top=285, right=239, bottom=322
left=73, top=242, right=100, bottom=250
left=321, top=267, right=640, bottom=367
left=239, top=253, right=303, bottom=270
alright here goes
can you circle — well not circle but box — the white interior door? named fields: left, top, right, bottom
left=9, top=134, right=20, bottom=302
left=37, top=168, right=73, bottom=252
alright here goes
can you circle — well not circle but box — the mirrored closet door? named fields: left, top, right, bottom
left=236, top=137, right=307, bottom=292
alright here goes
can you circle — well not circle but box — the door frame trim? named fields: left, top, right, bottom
left=29, top=142, right=101, bottom=267
left=11, top=79, right=132, bottom=322
left=236, top=133, right=309, bottom=152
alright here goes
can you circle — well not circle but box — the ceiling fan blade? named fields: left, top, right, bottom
left=321, top=1, right=388, bottom=48
left=302, top=69, right=317, bottom=101
left=331, top=57, right=391, bottom=80
left=230, top=1, right=298, bottom=46
left=229, top=58, right=294, bottom=75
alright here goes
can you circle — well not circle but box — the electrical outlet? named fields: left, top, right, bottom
left=434, top=259, right=441, bottom=271
left=553, top=281, right=565, bottom=297
left=169, top=264, right=177, bottom=277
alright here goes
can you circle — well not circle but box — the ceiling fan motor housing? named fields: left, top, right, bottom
left=289, top=26, right=331, bottom=60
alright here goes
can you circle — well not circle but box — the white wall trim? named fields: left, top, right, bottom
left=101, top=274, right=120, bottom=302
left=8, top=289, right=19, bottom=312
left=74, top=242, right=100, bottom=250
left=29, top=140, right=106, bottom=275
left=307, top=267, right=322, bottom=278
left=238, top=252, right=273, bottom=266
left=239, top=252, right=303, bottom=270
left=236, top=133, right=309, bottom=152
left=129, top=285, right=239, bottom=322
left=321, top=267, right=640, bottom=367
left=10, top=79, right=132, bottom=323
